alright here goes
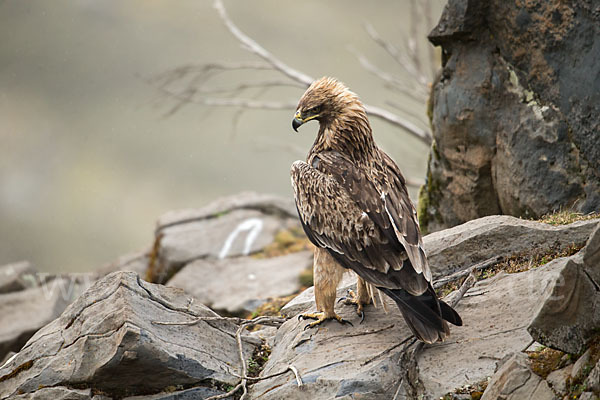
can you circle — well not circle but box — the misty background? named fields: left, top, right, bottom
left=0, top=0, right=443, bottom=272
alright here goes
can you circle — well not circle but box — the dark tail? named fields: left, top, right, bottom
left=379, top=285, right=462, bottom=344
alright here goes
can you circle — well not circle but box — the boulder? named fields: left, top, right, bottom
left=0, top=275, right=92, bottom=361
left=420, top=0, right=600, bottom=233
left=423, top=215, right=598, bottom=278
left=545, top=364, right=572, bottom=394
left=0, top=271, right=257, bottom=399
left=528, top=224, right=600, bottom=354
left=584, top=359, right=600, bottom=394
left=480, top=353, right=554, bottom=400
left=252, top=259, right=565, bottom=399
left=0, top=262, right=36, bottom=294
left=167, top=251, right=313, bottom=315
left=152, top=192, right=301, bottom=283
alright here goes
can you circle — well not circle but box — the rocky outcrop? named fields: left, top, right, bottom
left=528, top=223, right=600, bottom=354
left=149, top=192, right=302, bottom=283
left=0, top=269, right=95, bottom=362
left=1, top=194, right=599, bottom=399
left=481, top=353, right=554, bottom=400
left=423, top=215, right=598, bottom=278
left=419, top=0, right=600, bottom=233
left=257, top=250, right=568, bottom=399
left=166, top=251, right=313, bottom=315
left=0, top=271, right=257, bottom=399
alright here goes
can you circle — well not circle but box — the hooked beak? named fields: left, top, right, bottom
left=292, top=110, right=303, bottom=132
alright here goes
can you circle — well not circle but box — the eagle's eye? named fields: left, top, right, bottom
left=310, top=106, right=322, bottom=115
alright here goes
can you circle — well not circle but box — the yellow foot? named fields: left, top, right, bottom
left=298, top=312, right=353, bottom=330
left=338, top=289, right=370, bottom=323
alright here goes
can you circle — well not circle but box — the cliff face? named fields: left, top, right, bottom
left=420, top=0, right=600, bottom=233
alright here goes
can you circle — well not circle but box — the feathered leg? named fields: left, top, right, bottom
left=299, top=248, right=352, bottom=329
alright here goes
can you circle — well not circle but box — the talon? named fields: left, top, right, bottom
left=337, top=297, right=347, bottom=304
left=359, top=311, right=365, bottom=324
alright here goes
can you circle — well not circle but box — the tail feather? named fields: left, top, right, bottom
left=379, top=286, right=462, bottom=344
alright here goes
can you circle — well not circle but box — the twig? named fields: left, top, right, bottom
left=348, top=46, right=427, bottom=103
left=433, top=256, right=502, bottom=289
left=154, top=314, right=295, bottom=399
left=364, top=22, right=429, bottom=87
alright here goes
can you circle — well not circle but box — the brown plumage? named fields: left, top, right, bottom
left=290, top=77, right=462, bottom=343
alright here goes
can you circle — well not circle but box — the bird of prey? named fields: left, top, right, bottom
left=290, top=77, right=462, bottom=343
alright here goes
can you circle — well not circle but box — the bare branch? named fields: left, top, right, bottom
left=348, top=47, right=427, bottom=103
left=212, top=0, right=431, bottom=144
left=364, top=22, right=429, bottom=87
left=213, top=0, right=312, bottom=86
left=363, top=104, right=431, bottom=144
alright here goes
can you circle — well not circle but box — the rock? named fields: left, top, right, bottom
left=157, top=191, right=297, bottom=228
left=12, top=387, right=92, bottom=399
left=423, top=215, right=598, bottom=278
left=0, top=271, right=256, bottom=399
left=584, top=359, right=600, bottom=394
left=579, top=392, right=600, bottom=400
left=0, top=276, right=89, bottom=361
left=571, top=349, right=592, bottom=380
left=528, top=225, right=600, bottom=354
left=123, top=386, right=225, bottom=400
left=420, top=0, right=600, bottom=233
left=167, top=251, right=313, bottom=315
left=152, top=192, right=301, bottom=283
left=0, top=262, right=37, bottom=294
left=545, top=364, right=572, bottom=394
left=252, top=259, right=564, bottom=399
left=249, top=286, right=414, bottom=400
left=583, top=223, right=600, bottom=284
left=480, top=352, right=554, bottom=400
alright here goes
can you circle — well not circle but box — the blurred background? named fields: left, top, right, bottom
left=0, top=0, right=444, bottom=273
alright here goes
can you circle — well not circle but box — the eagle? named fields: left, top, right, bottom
left=290, top=77, right=462, bottom=343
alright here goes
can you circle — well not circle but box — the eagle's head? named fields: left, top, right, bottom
left=292, top=77, right=363, bottom=132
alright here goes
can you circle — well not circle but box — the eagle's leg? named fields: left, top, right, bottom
left=299, top=248, right=352, bottom=329
left=341, top=276, right=372, bottom=322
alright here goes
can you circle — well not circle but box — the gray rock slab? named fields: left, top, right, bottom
left=583, top=223, right=600, bottom=285
left=157, top=191, right=297, bottom=229
left=579, top=392, right=600, bottom=400
left=0, top=262, right=37, bottom=294
left=157, top=209, right=299, bottom=279
left=480, top=352, right=554, bottom=400
left=13, top=386, right=92, bottom=399
left=249, top=290, right=413, bottom=400
left=546, top=364, right=572, bottom=395
left=253, top=260, right=564, bottom=399
left=423, top=215, right=598, bottom=278
left=528, top=226, right=600, bottom=354
left=167, top=251, right=313, bottom=315
left=0, top=277, right=86, bottom=361
left=0, top=271, right=256, bottom=399
left=418, top=262, right=564, bottom=398
left=584, top=359, right=600, bottom=394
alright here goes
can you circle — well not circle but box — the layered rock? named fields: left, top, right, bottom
left=528, top=224, right=600, bottom=354
left=166, top=251, right=313, bottom=315
left=420, top=0, right=600, bottom=233
left=0, top=271, right=257, bottom=399
left=149, top=192, right=302, bottom=283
